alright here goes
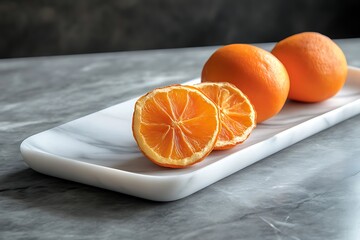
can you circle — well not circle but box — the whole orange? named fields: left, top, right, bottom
left=271, top=32, right=348, bottom=102
left=201, top=44, right=290, bottom=123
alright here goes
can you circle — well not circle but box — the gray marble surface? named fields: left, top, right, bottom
left=1, top=39, right=360, bottom=239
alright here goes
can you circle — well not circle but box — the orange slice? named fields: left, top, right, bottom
left=132, top=85, right=220, bottom=168
left=195, top=82, right=256, bottom=150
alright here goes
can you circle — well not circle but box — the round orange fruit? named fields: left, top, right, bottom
left=132, top=85, right=220, bottom=168
left=271, top=32, right=348, bottom=102
left=201, top=44, right=290, bottom=123
left=195, top=82, right=256, bottom=150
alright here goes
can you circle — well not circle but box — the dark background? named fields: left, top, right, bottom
left=1, top=0, right=359, bottom=59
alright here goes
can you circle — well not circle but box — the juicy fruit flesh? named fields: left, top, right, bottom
left=196, top=83, right=256, bottom=149
left=141, top=91, right=216, bottom=158
left=133, top=86, right=220, bottom=168
left=217, top=95, right=254, bottom=144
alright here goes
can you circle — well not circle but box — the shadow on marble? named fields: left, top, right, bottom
left=1, top=168, right=169, bottom=218
left=2, top=137, right=360, bottom=239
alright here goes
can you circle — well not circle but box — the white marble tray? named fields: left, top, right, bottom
left=21, top=66, right=360, bottom=201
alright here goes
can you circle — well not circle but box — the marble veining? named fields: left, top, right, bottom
left=2, top=40, right=360, bottom=239
left=20, top=67, right=360, bottom=202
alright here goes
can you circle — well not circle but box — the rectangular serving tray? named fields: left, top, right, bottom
left=21, top=66, right=360, bottom=201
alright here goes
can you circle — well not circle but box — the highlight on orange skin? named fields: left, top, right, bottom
left=201, top=44, right=290, bottom=123
left=271, top=32, right=348, bottom=102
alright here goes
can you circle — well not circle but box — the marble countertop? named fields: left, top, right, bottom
left=1, top=39, right=360, bottom=239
